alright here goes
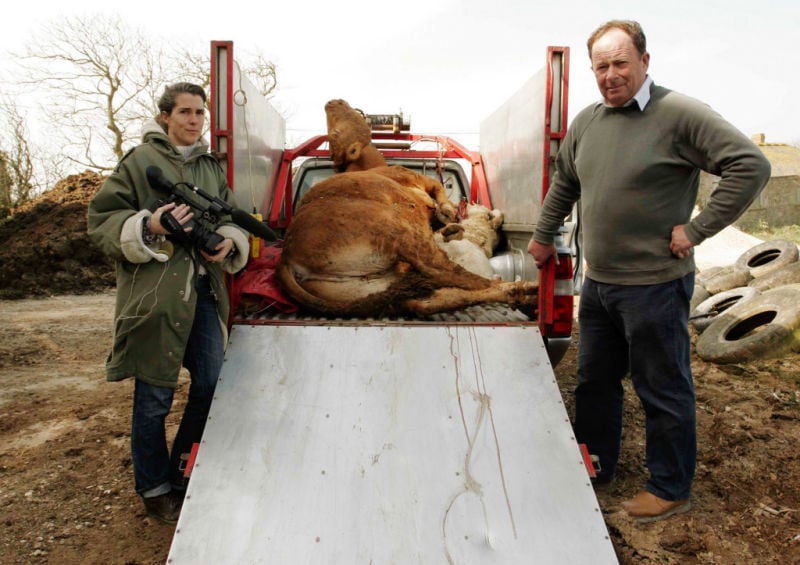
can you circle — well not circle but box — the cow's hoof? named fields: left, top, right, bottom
left=510, top=281, right=538, bottom=303
left=437, top=203, right=457, bottom=225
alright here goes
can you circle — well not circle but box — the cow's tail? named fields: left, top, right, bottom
left=276, top=260, right=331, bottom=312
left=275, top=260, right=377, bottom=317
left=276, top=259, right=435, bottom=318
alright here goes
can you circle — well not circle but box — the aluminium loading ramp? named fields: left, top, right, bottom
left=167, top=324, right=618, bottom=563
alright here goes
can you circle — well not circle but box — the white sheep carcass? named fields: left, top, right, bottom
left=435, top=204, right=505, bottom=279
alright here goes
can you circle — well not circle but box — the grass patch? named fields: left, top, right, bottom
left=743, top=223, right=800, bottom=246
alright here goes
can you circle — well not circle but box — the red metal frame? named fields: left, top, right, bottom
left=373, top=133, right=491, bottom=206
left=210, top=41, right=243, bottom=326
left=579, top=443, right=597, bottom=478
left=537, top=46, right=571, bottom=337
left=269, top=135, right=327, bottom=228
left=210, top=41, right=236, bottom=189
left=540, top=46, right=570, bottom=203
left=184, top=442, right=201, bottom=478
left=269, top=132, right=490, bottom=229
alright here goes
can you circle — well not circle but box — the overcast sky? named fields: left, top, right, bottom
left=3, top=0, right=799, bottom=149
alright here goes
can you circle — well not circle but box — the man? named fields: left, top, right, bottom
left=528, top=20, right=770, bottom=523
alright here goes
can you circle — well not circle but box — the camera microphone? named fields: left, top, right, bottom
left=230, top=208, right=279, bottom=242
left=145, top=166, right=175, bottom=194
left=145, top=165, right=278, bottom=242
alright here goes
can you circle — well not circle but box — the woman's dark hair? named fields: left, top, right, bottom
left=155, top=82, right=207, bottom=131
left=587, top=20, right=647, bottom=57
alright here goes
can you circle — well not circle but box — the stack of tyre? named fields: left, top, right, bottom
left=692, top=239, right=800, bottom=364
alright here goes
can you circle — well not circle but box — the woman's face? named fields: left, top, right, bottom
left=162, top=93, right=205, bottom=146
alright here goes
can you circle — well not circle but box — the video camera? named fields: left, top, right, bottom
left=145, top=166, right=277, bottom=255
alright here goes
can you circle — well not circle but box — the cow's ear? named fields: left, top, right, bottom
left=346, top=141, right=362, bottom=163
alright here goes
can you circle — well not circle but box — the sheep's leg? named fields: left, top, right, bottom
left=437, top=222, right=464, bottom=242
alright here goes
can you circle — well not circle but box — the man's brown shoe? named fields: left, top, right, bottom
left=621, top=491, right=691, bottom=523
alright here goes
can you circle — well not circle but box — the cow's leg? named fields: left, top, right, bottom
left=401, top=281, right=538, bottom=316
left=397, top=237, right=499, bottom=291
left=419, top=175, right=456, bottom=225
left=379, top=166, right=456, bottom=224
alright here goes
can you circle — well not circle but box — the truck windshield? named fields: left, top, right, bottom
left=294, top=160, right=468, bottom=210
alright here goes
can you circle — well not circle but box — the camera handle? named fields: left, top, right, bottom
left=158, top=203, right=225, bottom=255
left=159, top=207, right=186, bottom=235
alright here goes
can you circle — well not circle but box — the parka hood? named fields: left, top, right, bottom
left=141, top=118, right=210, bottom=156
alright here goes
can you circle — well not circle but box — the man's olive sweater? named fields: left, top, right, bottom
left=534, top=82, right=771, bottom=285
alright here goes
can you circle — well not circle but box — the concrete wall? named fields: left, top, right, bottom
left=698, top=172, right=800, bottom=231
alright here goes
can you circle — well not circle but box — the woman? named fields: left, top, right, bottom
left=88, top=82, right=249, bottom=524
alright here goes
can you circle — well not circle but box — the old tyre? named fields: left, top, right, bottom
left=696, top=265, right=727, bottom=287
left=734, top=239, right=799, bottom=279
left=749, top=261, right=800, bottom=292
left=701, top=265, right=751, bottom=295
left=695, top=284, right=800, bottom=364
left=690, top=285, right=712, bottom=312
left=690, top=286, right=760, bottom=333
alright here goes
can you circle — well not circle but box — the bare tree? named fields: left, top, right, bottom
left=12, top=15, right=168, bottom=171
left=170, top=47, right=212, bottom=94
left=1, top=16, right=281, bottom=190
left=242, top=51, right=278, bottom=99
left=170, top=45, right=277, bottom=98
left=0, top=98, right=39, bottom=207
left=0, top=151, right=13, bottom=216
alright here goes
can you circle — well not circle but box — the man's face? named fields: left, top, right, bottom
left=590, top=28, right=650, bottom=107
left=163, top=93, right=206, bottom=146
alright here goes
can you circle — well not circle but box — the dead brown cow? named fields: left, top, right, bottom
left=275, top=99, right=537, bottom=318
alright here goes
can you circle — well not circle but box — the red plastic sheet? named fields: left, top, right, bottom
left=231, top=244, right=298, bottom=315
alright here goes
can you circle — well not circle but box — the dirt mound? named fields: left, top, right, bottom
left=0, top=172, right=115, bottom=299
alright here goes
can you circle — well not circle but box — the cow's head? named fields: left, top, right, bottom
left=325, top=99, right=385, bottom=172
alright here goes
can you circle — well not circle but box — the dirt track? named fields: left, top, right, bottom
left=1, top=291, right=798, bottom=564
left=0, top=174, right=798, bottom=563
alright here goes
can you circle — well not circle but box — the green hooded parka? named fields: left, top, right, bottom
left=87, top=120, right=249, bottom=388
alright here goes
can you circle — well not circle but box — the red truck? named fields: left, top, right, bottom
left=212, top=43, right=579, bottom=364
left=165, top=42, right=617, bottom=564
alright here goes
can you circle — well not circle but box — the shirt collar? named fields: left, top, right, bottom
left=632, top=75, right=653, bottom=110
left=600, top=75, right=653, bottom=111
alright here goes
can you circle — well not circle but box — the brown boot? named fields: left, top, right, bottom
left=142, top=491, right=183, bottom=525
left=621, top=491, right=691, bottom=523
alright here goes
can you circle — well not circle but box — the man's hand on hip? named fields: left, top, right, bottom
left=670, top=225, right=695, bottom=259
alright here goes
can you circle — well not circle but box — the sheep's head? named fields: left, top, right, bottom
left=460, top=204, right=504, bottom=258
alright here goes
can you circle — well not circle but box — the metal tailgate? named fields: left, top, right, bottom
left=167, top=324, right=617, bottom=564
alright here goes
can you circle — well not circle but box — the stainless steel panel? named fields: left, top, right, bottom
left=479, top=69, right=547, bottom=228
left=167, top=325, right=616, bottom=564
left=230, top=64, right=285, bottom=217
